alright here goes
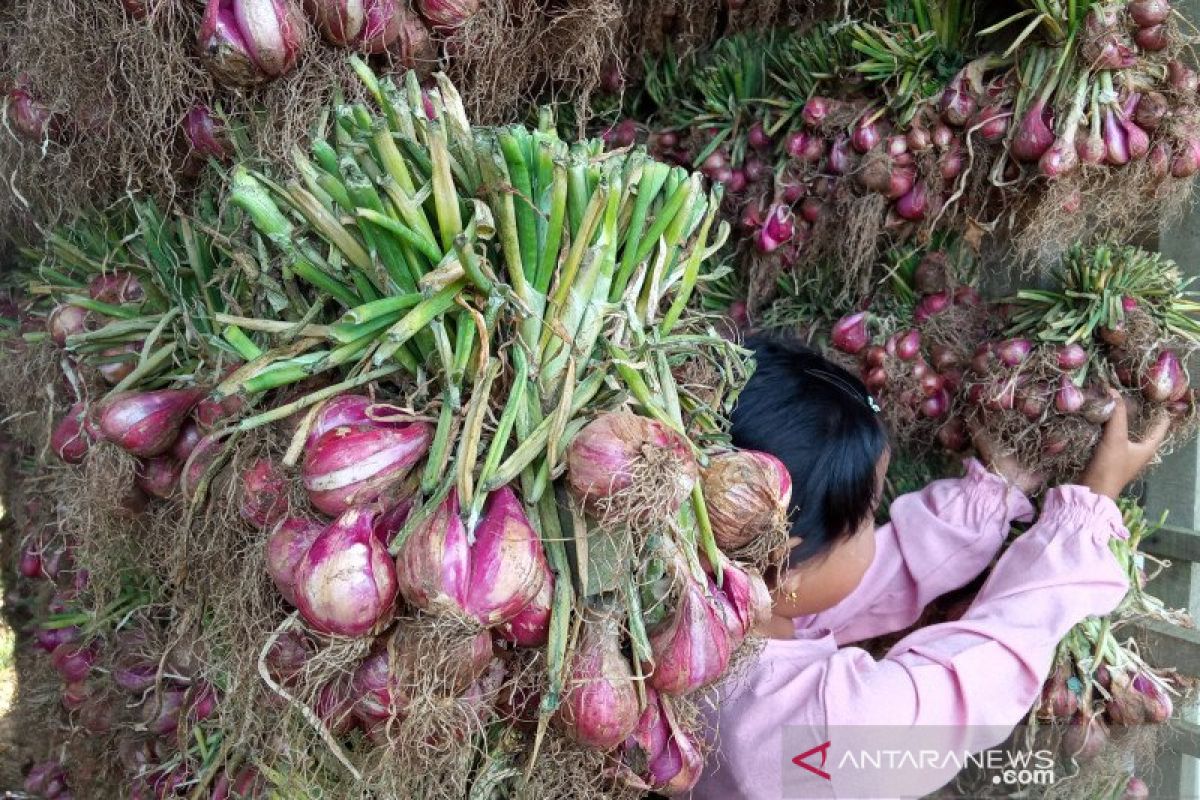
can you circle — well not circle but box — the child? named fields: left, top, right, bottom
left=692, top=337, right=1170, bottom=799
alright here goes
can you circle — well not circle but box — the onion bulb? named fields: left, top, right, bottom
left=701, top=450, right=791, bottom=552
left=302, top=421, right=433, bottom=516
left=99, top=389, right=205, bottom=458
left=557, top=608, right=640, bottom=750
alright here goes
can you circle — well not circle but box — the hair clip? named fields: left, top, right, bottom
left=867, top=395, right=881, bottom=414
left=809, top=367, right=880, bottom=415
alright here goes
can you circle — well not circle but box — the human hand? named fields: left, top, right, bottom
left=971, top=422, right=1044, bottom=496
left=1078, top=389, right=1171, bottom=499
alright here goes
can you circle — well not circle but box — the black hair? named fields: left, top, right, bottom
left=731, top=336, right=889, bottom=566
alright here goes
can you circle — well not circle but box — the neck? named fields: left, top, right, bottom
left=755, top=610, right=798, bottom=640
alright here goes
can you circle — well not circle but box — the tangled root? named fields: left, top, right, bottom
left=516, top=730, right=638, bottom=800
left=0, top=340, right=65, bottom=450
left=444, top=0, right=622, bottom=129
left=590, top=446, right=696, bottom=540
left=806, top=190, right=889, bottom=305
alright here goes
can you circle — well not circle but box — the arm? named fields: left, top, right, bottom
left=816, top=486, right=1129, bottom=796
left=800, top=460, right=1034, bottom=644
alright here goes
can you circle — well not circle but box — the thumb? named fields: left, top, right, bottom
left=1133, top=410, right=1172, bottom=455
left=1101, top=389, right=1130, bottom=445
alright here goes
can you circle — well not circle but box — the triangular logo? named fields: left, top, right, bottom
left=792, top=740, right=832, bottom=781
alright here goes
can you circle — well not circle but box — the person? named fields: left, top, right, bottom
left=692, top=336, right=1172, bottom=799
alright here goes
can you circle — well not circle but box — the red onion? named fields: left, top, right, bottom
left=863, top=367, right=888, bottom=391
left=742, top=156, right=768, bottom=183
left=708, top=555, right=771, bottom=645
left=1124, top=776, right=1151, bottom=800
left=1132, top=672, right=1173, bottom=723
left=24, top=762, right=66, bottom=796
left=1143, top=351, right=1185, bottom=402
left=180, top=107, right=230, bottom=177
left=895, top=329, right=922, bottom=361
left=864, top=345, right=887, bottom=369
left=1134, top=92, right=1169, bottom=131
left=831, top=312, right=870, bottom=354
left=851, top=114, right=882, bottom=153
left=97, top=342, right=140, bottom=385
left=932, top=123, right=955, bottom=148
left=240, top=457, right=289, bottom=529
left=415, top=0, right=478, bottom=29
left=1135, top=24, right=1170, bottom=50
left=136, top=456, right=181, bottom=499
left=895, top=183, right=929, bottom=221
left=195, top=389, right=246, bottom=431
left=826, top=135, right=853, bottom=174
left=1149, top=142, right=1172, bottom=179
left=463, top=486, right=548, bottom=626
left=915, top=291, right=951, bottom=324
left=937, top=418, right=970, bottom=451
left=303, top=394, right=374, bottom=449
left=495, top=569, right=553, bottom=648
left=180, top=432, right=224, bottom=501
left=47, top=304, right=91, bottom=347
left=920, top=389, right=951, bottom=419
left=1082, top=395, right=1118, bottom=424
left=294, top=507, right=399, bottom=637
left=975, top=105, right=1010, bottom=142
left=170, top=421, right=203, bottom=462
left=51, top=641, right=97, bottom=683
left=701, top=450, right=791, bottom=552
left=754, top=204, right=795, bottom=254
left=996, top=338, right=1032, bottom=367
left=1055, top=377, right=1085, bottom=414
left=388, top=8, right=436, bottom=67
left=603, top=119, right=638, bottom=149
left=19, top=545, right=42, bottom=579
left=907, top=124, right=932, bottom=153
left=88, top=271, right=145, bottom=305
left=1171, top=140, right=1200, bottom=178
left=394, top=489, right=469, bottom=613
left=1012, top=103, right=1055, bottom=162
left=302, top=421, right=432, bottom=515
left=747, top=121, right=771, bottom=150
left=1058, top=343, right=1088, bottom=370
left=1040, top=140, right=1080, bottom=178
left=557, top=608, right=640, bottom=750
left=1040, top=663, right=1079, bottom=719
left=1168, top=60, right=1199, bottom=93
left=52, top=402, right=92, bottom=464
left=801, top=96, right=832, bottom=127
left=100, top=389, right=205, bottom=458
left=6, top=88, right=55, bottom=141
left=929, top=345, right=961, bottom=372
left=918, top=371, right=946, bottom=398
left=645, top=559, right=732, bottom=695
left=941, top=68, right=978, bottom=126
left=304, top=0, right=365, bottom=46
left=36, top=624, right=81, bottom=653
left=198, top=0, right=307, bottom=87
left=266, top=516, right=323, bottom=605
left=565, top=412, right=698, bottom=515
left=352, top=645, right=409, bottom=722
left=1104, top=107, right=1132, bottom=165
left=187, top=680, right=220, bottom=722
left=621, top=688, right=704, bottom=795
left=265, top=630, right=313, bottom=685
left=1129, top=0, right=1171, bottom=26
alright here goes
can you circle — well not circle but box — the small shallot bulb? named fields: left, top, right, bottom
left=1058, top=344, right=1088, bottom=370
left=198, top=0, right=307, bottom=87
left=47, top=304, right=91, bottom=347
left=463, top=486, right=548, bottom=626
left=701, top=450, right=791, bottom=552
left=266, top=516, right=323, bottom=605
left=294, top=507, right=399, bottom=637
left=995, top=338, right=1032, bottom=367
left=557, top=608, right=640, bottom=750
left=136, top=456, right=182, bottom=499
left=1055, top=377, right=1085, bottom=414
left=1142, top=350, right=1186, bottom=403
left=415, top=0, right=479, bottom=29
left=565, top=412, right=698, bottom=519
left=302, top=421, right=433, bottom=516
left=88, top=271, right=145, bottom=305
left=240, top=457, right=289, bottom=529
left=52, top=402, right=92, bottom=464
left=645, top=562, right=733, bottom=696
left=1129, top=0, right=1171, bottom=26
left=495, top=569, right=553, bottom=648
left=831, top=312, right=870, bottom=354
left=620, top=688, right=705, bottom=795
left=914, top=291, right=951, bottom=323
left=99, top=389, right=205, bottom=458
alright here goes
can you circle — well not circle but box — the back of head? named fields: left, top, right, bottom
left=731, top=336, right=889, bottom=565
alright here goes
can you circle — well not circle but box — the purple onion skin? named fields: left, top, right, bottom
left=914, top=292, right=951, bottom=324
left=294, top=507, right=399, bottom=637
left=302, top=421, right=433, bottom=516
left=831, top=312, right=870, bottom=354
left=88, top=271, right=145, bottom=305
left=240, top=457, right=289, bottom=529
left=47, top=304, right=92, bottom=347
left=1011, top=103, right=1055, bottom=162
left=463, top=486, right=548, bottom=626
left=266, top=516, right=325, bottom=606
left=51, top=641, right=97, bottom=683
left=184, top=104, right=230, bottom=161
left=1058, top=344, right=1088, bottom=370
left=1129, top=0, right=1171, bottom=26
left=1135, top=24, right=1170, bottom=51
left=895, top=183, right=929, bottom=221
left=996, top=338, right=1032, bottom=367
left=52, top=402, right=92, bottom=464
left=198, top=0, right=307, bottom=87
left=99, top=389, right=205, bottom=458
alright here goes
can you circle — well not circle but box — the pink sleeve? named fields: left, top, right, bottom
left=803, top=460, right=1035, bottom=645
left=817, top=486, right=1130, bottom=795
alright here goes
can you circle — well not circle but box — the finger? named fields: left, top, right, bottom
left=1101, top=388, right=1130, bottom=444
left=1132, top=411, right=1172, bottom=455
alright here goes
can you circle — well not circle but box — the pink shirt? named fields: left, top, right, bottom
left=693, top=460, right=1131, bottom=799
